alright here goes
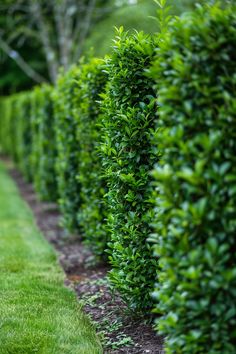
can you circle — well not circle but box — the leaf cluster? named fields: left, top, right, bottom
left=100, top=28, right=159, bottom=311
left=151, top=3, right=236, bottom=353
left=74, top=57, right=108, bottom=257
left=30, top=84, right=58, bottom=200
left=53, top=65, right=82, bottom=231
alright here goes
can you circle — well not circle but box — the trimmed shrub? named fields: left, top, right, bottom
left=151, top=3, right=236, bottom=353
left=31, top=85, right=57, bottom=201
left=17, top=93, right=33, bottom=181
left=0, top=96, right=17, bottom=159
left=0, top=97, right=12, bottom=155
left=0, top=92, right=33, bottom=181
left=100, top=29, right=159, bottom=311
left=30, top=86, right=42, bottom=179
left=75, top=58, right=108, bottom=257
left=9, top=96, right=19, bottom=163
left=53, top=65, right=82, bottom=232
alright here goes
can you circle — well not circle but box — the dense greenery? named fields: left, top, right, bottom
left=31, top=85, right=58, bottom=201
left=0, top=97, right=14, bottom=157
left=0, top=0, right=48, bottom=95
left=0, top=162, right=102, bottom=353
left=0, top=3, right=236, bottom=352
left=101, top=29, right=158, bottom=310
left=75, top=58, right=108, bottom=257
left=53, top=66, right=82, bottom=232
left=15, top=94, right=33, bottom=181
left=83, top=0, right=201, bottom=58
left=0, top=0, right=201, bottom=95
left=0, top=0, right=114, bottom=92
left=151, top=3, right=236, bottom=353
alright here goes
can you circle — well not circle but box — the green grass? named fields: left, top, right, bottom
left=0, top=162, right=102, bottom=354
left=83, top=0, right=202, bottom=58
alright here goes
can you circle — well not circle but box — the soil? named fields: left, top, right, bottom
left=5, top=160, right=164, bottom=354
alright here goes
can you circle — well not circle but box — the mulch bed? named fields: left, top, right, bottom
left=6, top=161, right=164, bottom=354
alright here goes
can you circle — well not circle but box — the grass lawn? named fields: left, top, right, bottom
left=0, top=162, right=102, bottom=354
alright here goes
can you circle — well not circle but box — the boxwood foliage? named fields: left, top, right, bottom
left=151, top=3, right=236, bottom=353
left=75, top=58, right=108, bottom=257
left=100, top=28, right=159, bottom=311
left=53, top=65, right=82, bottom=232
left=9, top=97, right=19, bottom=163
left=30, top=87, right=41, bottom=178
left=1, top=95, right=19, bottom=161
left=0, top=96, right=13, bottom=156
left=2, top=96, right=17, bottom=160
left=31, top=85, right=57, bottom=201
left=14, top=93, right=33, bottom=181
left=0, top=93, right=33, bottom=182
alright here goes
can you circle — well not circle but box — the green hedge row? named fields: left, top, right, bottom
left=31, top=85, right=58, bottom=201
left=75, top=58, right=108, bottom=257
left=15, top=94, right=33, bottom=181
left=0, top=95, right=16, bottom=160
left=100, top=29, right=158, bottom=310
left=0, top=93, right=33, bottom=181
left=0, top=3, right=235, bottom=352
left=53, top=65, right=82, bottom=231
left=151, top=3, right=236, bottom=353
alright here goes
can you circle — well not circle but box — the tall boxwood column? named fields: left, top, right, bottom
left=53, top=66, right=82, bottom=232
left=34, top=85, right=58, bottom=201
left=151, top=4, right=236, bottom=353
left=75, top=58, right=108, bottom=257
left=30, top=87, right=42, bottom=179
left=101, top=29, right=158, bottom=311
left=18, top=94, right=33, bottom=182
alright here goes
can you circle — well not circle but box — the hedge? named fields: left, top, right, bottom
left=100, top=28, right=159, bottom=311
left=30, top=85, right=58, bottom=201
left=0, top=97, right=12, bottom=156
left=9, top=97, right=19, bottom=163
left=30, top=87, right=41, bottom=183
left=0, top=4, right=235, bottom=348
left=0, top=96, right=17, bottom=159
left=53, top=65, right=82, bottom=232
left=151, top=3, right=236, bottom=353
left=75, top=58, right=108, bottom=257
left=14, top=93, right=33, bottom=181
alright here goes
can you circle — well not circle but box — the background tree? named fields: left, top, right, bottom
left=0, top=0, right=114, bottom=92
left=0, top=0, right=199, bottom=95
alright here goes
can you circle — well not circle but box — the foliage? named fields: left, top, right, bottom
left=30, top=85, right=58, bottom=200
left=14, top=93, right=33, bottom=181
left=0, top=0, right=48, bottom=95
left=30, top=87, right=42, bottom=179
left=151, top=3, right=236, bottom=353
left=1, top=4, right=235, bottom=343
left=0, top=0, right=201, bottom=94
left=0, top=96, right=13, bottom=155
left=0, top=0, right=115, bottom=87
left=0, top=91, right=34, bottom=181
left=0, top=94, right=23, bottom=163
left=75, top=58, right=108, bottom=257
left=100, top=28, right=159, bottom=311
left=53, top=65, right=82, bottom=232
left=82, top=0, right=201, bottom=58
left=83, top=1, right=157, bottom=57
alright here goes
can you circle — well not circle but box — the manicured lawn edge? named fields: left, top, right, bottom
left=0, top=161, right=102, bottom=354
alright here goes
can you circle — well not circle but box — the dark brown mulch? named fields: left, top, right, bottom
left=6, top=161, right=164, bottom=354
